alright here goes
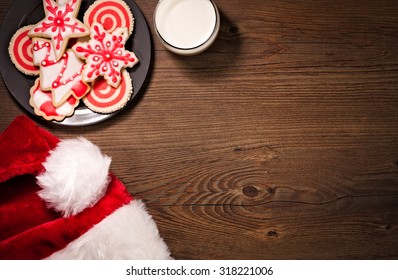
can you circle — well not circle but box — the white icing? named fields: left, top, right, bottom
left=33, top=38, right=87, bottom=106
left=57, top=0, right=69, bottom=5
left=33, top=86, right=52, bottom=105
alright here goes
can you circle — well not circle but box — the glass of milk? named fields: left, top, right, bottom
left=154, top=0, right=220, bottom=55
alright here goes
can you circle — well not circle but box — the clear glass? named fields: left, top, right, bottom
left=154, top=0, right=220, bottom=55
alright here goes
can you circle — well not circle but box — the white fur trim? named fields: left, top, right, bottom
left=37, top=137, right=111, bottom=217
left=46, top=200, right=172, bottom=259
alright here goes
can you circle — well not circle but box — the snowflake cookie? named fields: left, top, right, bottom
left=29, top=0, right=89, bottom=62
left=72, top=22, right=139, bottom=88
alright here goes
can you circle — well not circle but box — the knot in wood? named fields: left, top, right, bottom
left=229, top=25, right=238, bottom=34
left=242, top=185, right=259, bottom=197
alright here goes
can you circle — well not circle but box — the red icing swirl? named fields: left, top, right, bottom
left=85, top=0, right=133, bottom=34
left=9, top=26, right=39, bottom=75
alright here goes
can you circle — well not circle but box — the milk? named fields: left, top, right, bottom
left=154, top=0, right=220, bottom=55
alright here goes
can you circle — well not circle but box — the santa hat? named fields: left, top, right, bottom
left=0, top=115, right=171, bottom=260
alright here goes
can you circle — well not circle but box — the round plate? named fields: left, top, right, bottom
left=0, top=0, right=151, bottom=126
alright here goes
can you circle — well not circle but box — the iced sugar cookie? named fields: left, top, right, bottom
left=73, top=22, right=138, bottom=88
left=29, top=78, right=79, bottom=121
left=29, top=0, right=89, bottom=62
left=83, top=69, right=133, bottom=114
left=84, top=0, right=134, bottom=35
left=32, top=38, right=90, bottom=107
left=8, top=25, right=40, bottom=75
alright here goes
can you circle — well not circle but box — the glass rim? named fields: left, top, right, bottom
left=153, top=0, right=220, bottom=52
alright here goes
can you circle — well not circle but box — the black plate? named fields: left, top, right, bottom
left=0, top=0, right=151, bottom=126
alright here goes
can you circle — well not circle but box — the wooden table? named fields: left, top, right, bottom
left=1, top=0, right=397, bottom=259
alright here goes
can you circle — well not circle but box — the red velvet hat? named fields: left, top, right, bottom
left=0, top=115, right=171, bottom=259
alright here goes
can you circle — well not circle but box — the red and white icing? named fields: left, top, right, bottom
left=9, top=25, right=40, bottom=75
left=29, top=0, right=89, bottom=61
left=33, top=38, right=90, bottom=107
left=73, top=22, right=138, bottom=88
left=29, top=78, right=79, bottom=121
left=83, top=69, right=132, bottom=113
left=84, top=0, right=134, bottom=35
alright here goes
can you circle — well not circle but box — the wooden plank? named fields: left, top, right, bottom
left=0, top=0, right=397, bottom=259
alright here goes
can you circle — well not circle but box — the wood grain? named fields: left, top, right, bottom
left=1, top=0, right=398, bottom=259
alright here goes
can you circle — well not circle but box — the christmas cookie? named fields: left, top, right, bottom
left=83, top=69, right=133, bottom=114
left=29, top=78, right=79, bottom=121
left=29, top=0, right=89, bottom=62
left=32, top=38, right=90, bottom=107
left=8, top=25, right=40, bottom=76
left=84, top=0, right=134, bottom=35
left=72, top=22, right=139, bottom=88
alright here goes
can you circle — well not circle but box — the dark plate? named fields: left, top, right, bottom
left=0, top=0, right=151, bottom=126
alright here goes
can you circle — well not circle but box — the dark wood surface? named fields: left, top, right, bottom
left=1, top=0, right=398, bottom=259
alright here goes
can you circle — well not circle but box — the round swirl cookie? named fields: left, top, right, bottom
left=8, top=25, right=40, bottom=76
left=84, top=0, right=134, bottom=35
left=83, top=69, right=133, bottom=114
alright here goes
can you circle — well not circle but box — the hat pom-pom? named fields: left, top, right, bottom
left=37, top=137, right=111, bottom=217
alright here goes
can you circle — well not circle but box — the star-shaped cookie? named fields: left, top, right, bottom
left=72, top=22, right=139, bottom=88
left=29, top=0, right=89, bottom=61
